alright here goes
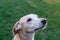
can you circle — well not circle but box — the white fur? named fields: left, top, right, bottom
left=12, top=14, right=47, bottom=40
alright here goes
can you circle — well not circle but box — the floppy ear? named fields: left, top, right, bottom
left=13, top=21, right=21, bottom=36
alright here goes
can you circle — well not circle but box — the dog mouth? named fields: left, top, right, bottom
left=35, top=25, right=45, bottom=31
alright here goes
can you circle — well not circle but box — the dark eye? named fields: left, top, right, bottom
left=27, top=18, right=32, bottom=22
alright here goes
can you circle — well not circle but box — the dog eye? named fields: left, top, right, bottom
left=27, top=18, right=32, bottom=22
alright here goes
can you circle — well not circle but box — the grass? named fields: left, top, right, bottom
left=0, top=0, right=60, bottom=40
left=43, top=0, right=60, bottom=4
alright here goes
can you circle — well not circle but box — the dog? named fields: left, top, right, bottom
left=12, top=14, right=47, bottom=40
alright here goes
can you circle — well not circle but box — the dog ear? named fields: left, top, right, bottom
left=13, top=21, right=21, bottom=36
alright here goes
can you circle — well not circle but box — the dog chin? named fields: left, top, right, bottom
left=34, top=26, right=46, bottom=31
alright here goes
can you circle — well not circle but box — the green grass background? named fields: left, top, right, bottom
left=0, top=0, right=60, bottom=40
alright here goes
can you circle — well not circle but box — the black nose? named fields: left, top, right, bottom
left=41, top=19, right=46, bottom=24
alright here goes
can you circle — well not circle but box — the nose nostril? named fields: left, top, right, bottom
left=41, top=19, right=46, bottom=24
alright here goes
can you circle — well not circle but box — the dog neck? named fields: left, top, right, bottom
left=18, top=29, right=35, bottom=40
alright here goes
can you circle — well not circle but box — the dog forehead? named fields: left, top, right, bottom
left=26, top=14, right=38, bottom=18
left=20, top=14, right=38, bottom=21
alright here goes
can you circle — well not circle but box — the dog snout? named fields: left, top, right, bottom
left=41, top=19, right=47, bottom=24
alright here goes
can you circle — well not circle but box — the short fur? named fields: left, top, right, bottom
left=12, top=14, right=47, bottom=40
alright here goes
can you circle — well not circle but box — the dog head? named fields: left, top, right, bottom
left=13, top=14, right=47, bottom=35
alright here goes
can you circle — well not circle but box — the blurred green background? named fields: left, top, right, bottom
left=0, top=0, right=60, bottom=40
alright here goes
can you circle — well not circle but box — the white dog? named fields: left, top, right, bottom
left=12, top=14, right=47, bottom=40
